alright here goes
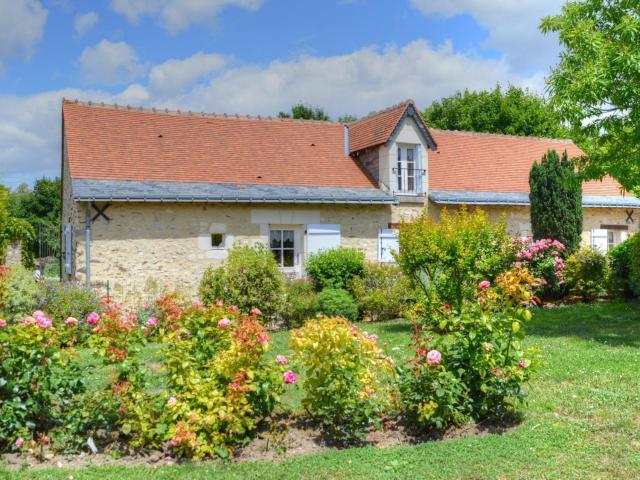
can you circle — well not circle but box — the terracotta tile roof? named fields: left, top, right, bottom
left=63, top=100, right=377, bottom=189
left=429, top=129, right=625, bottom=196
left=348, top=100, right=435, bottom=153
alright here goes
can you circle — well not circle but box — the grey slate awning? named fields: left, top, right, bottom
left=72, top=179, right=398, bottom=205
left=429, top=190, right=640, bottom=208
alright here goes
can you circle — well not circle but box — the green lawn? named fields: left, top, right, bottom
left=3, top=302, right=640, bottom=479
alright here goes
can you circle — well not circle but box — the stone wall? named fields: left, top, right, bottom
left=74, top=202, right=408, bottom=299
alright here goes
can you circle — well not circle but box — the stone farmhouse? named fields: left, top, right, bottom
left=61, top=99, right=640, bottom=294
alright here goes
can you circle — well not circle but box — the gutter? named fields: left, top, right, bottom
left=73, top=196, right=398, bottom=205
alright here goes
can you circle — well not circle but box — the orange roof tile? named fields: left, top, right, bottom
left=429, top=129, right=625, bottom=196
left=63, top=100, right=377, bottom=189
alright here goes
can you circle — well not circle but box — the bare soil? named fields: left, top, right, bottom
left=0, top=416, right=519, bottom=470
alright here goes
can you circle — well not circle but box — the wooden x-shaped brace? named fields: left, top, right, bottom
left=91, top=202, right=111, bottom=223
left=626, top=210, right=634, bottom=224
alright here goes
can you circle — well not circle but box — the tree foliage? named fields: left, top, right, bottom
left=0, top=184, right=35, bottom=266
left=423, top=85, right=569, bottom=138
left=277, top=103, right=330, bottom=121
left=529, top=150, right=583, bottom=254
left=541, top=1, right=640, bottom=194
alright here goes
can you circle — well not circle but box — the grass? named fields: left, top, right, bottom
left=2, top=302, right=639, bottom=479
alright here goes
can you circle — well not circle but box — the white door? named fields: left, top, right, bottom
left=379, top=229, right=399, bottom=263
left=591, top=228, right=608, bottom=252
left=269, top=227, right=302, bottom=277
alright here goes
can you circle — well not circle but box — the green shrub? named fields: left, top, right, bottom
left=305, top=247, right=365, bottom=291
left=282, top=280, right=319, bottom=328
left=400, top=268, right=539, bottom=430
left=608, top=236, right=635, bottom=298
left=564, top=247, right=609, bottom=302
left=0, top=311, right=86, bottom=452
left=290, top=317, right=395, bottom=444
left=318, top=288, right=358, bottom=322
left=198, top=244, right=286, bottom=319
left=37, top=280, right=101, bottom=324
left=351, top=263, right=415, bottom=322
left=398, top=207, right=512, bottom=315
left=1, top=265, right=39, bottom=321
left=628, top=234, right=640, bottom=298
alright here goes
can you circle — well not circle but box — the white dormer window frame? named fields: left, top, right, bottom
left=394, top=143, right=423, bottom=195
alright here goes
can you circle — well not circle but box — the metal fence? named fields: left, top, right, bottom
left=35, top=223, right=61, bottom=279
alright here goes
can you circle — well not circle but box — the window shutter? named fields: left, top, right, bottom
left=63, top=223, right=73, bottom=274
left=307, top=224, right=341, bottom=255
left=414, top=145, right=422, bottom=193
left=591, top=228, right=608, bottom=252
left=379, top=228, right=399, bottom=263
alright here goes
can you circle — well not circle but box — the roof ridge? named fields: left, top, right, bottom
left=431, top=128, right=576, bottom=144
left=62, top=98, right=339, bottom=126
left=347, top=99, right=414, bottom=126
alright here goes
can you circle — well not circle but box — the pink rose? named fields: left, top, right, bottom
left=15, top=438, right=24, bottom=448
left=426, top=349, right=441, bottom=365
left=65, top=317, right=78, bottom=326
left=41, top=435, right=51, bottom=445
left=23, top=316, right=36, bottom=325
left=478, top=296, right=485, bottom=304
left=0, top=319, right=6, bottom=328
left=168, top=439, right=179, bottom=448
left=192, top=300, right=204, bottom=309
left=215, top=299, right=224, bottom=307
left=33, top=310, right=45, bottom=319
left=256, top=333, right=269, bottom=345
left=518, top=359, right=526, bottom=369
left=251, top=307, right=262, bottom=316
left=478, top=280, right=491, bottom=290
left=37, top=316, right=52, bottom=329
left=283, top=370, right=297, bottom=384
left=369, top=334, right=378, bottom=342
left=145, top=317, right=158, bottom=328
left=167, top=396, right=177, bottom=407
left=218, top=318, right=231, bottom=328
left=276, top=354, right=288, bottom=365
left=86, top=312, right=100, bottom=325
left=230, top=305, right=239, bottom=313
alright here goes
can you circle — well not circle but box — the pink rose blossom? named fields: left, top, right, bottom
left=426, top=349, right=442, bottom=365
left=256, top=333, right=269, bottom=345
left=283, top=370, right=297, bottom=384
left=145, top=317, right=158, bottom=328
left=478, top=296, right=485, bottom=304
left=215, top=299, right=224, bottom=307
left=478, top=280, right=491, bottom=290
left=33, top=310, right=45, bottom=319
left=167, top=396, right=177, bottom=407
left=369, top=334, right=378, bottom=342
left=276, top=354, right=289, bottom=365
left=65, top=317, right=78, bottom=326
left=251, top=307, right=262, bottom=316
left=92, top=326, right=101, bottom=334
left=86, top=312, right=100, bottom=325
left=230, top=305, right=239, bottom=313
left=37, top=316, right=52, bottom=329
left=0, top=319, right=6, bottom=328
left=192, top=300, right=204, bottom=309
left=518, top=359, right=526, bottom=369
left=218, top=318, right=231, bottom=328
left=168, top=439, right=178, bottom=448
left=15, top=438, right=24, bottom=448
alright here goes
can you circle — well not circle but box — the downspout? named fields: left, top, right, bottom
left=344, top=125, right=350, bottom=156
left=85, top=203, right=91, bottom=288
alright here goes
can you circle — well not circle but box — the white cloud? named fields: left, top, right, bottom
left=74, top=12, right=99, bottom=37
left=172, top=40, right=529, bottom=116
left=78, top=40, right=145, bottom=85
left=410, top=0, right=563, bottom=71
left=149, top=51, right=227, bottom=95
left=0, top=0, right=48, bottom=72
left=5, top=39, right=542, bottom=186
left=110, top=0, right=263, bottom=34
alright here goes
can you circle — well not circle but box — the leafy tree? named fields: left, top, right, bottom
left=337, top=114, right=358, bottom=123
left=0, top=184, right=35, bottom=266
left=278, top=103, right=330, bottom=121
left=423, top=85, right=569, bottom=138
left=8, top=177, right=61, bottom=259
left=529, top=150, right=583, bottom=253
left=541, top=1, right=640, bottom=195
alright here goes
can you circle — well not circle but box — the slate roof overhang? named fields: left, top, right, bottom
left=72, top=179, right=398, bottom=205
left=429, top=190, right=640, bottom=208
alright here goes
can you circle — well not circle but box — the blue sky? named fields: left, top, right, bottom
left=0, top=0, right=566, bottom=187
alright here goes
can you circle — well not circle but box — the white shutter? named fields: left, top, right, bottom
left=379, top=229, right=399, bottom=263
left=591, top=228, right=608, bottom=252
left=63, top=224, right=73, bottom=274
left=307, top=224, right=341, bottom=255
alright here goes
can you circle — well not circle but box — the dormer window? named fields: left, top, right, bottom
left=394, top=145, right=423, bottom=194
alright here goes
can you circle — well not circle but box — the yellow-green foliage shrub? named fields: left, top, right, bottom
left=351, top=263, right=416, bottom=321
left=290, top=317, right=395, bottom=444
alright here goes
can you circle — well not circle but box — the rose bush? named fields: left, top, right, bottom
left=510, top=237, right=566, bottom=298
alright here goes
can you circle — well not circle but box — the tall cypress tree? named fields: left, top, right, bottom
left=529, top=149, right=583, bottom=253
